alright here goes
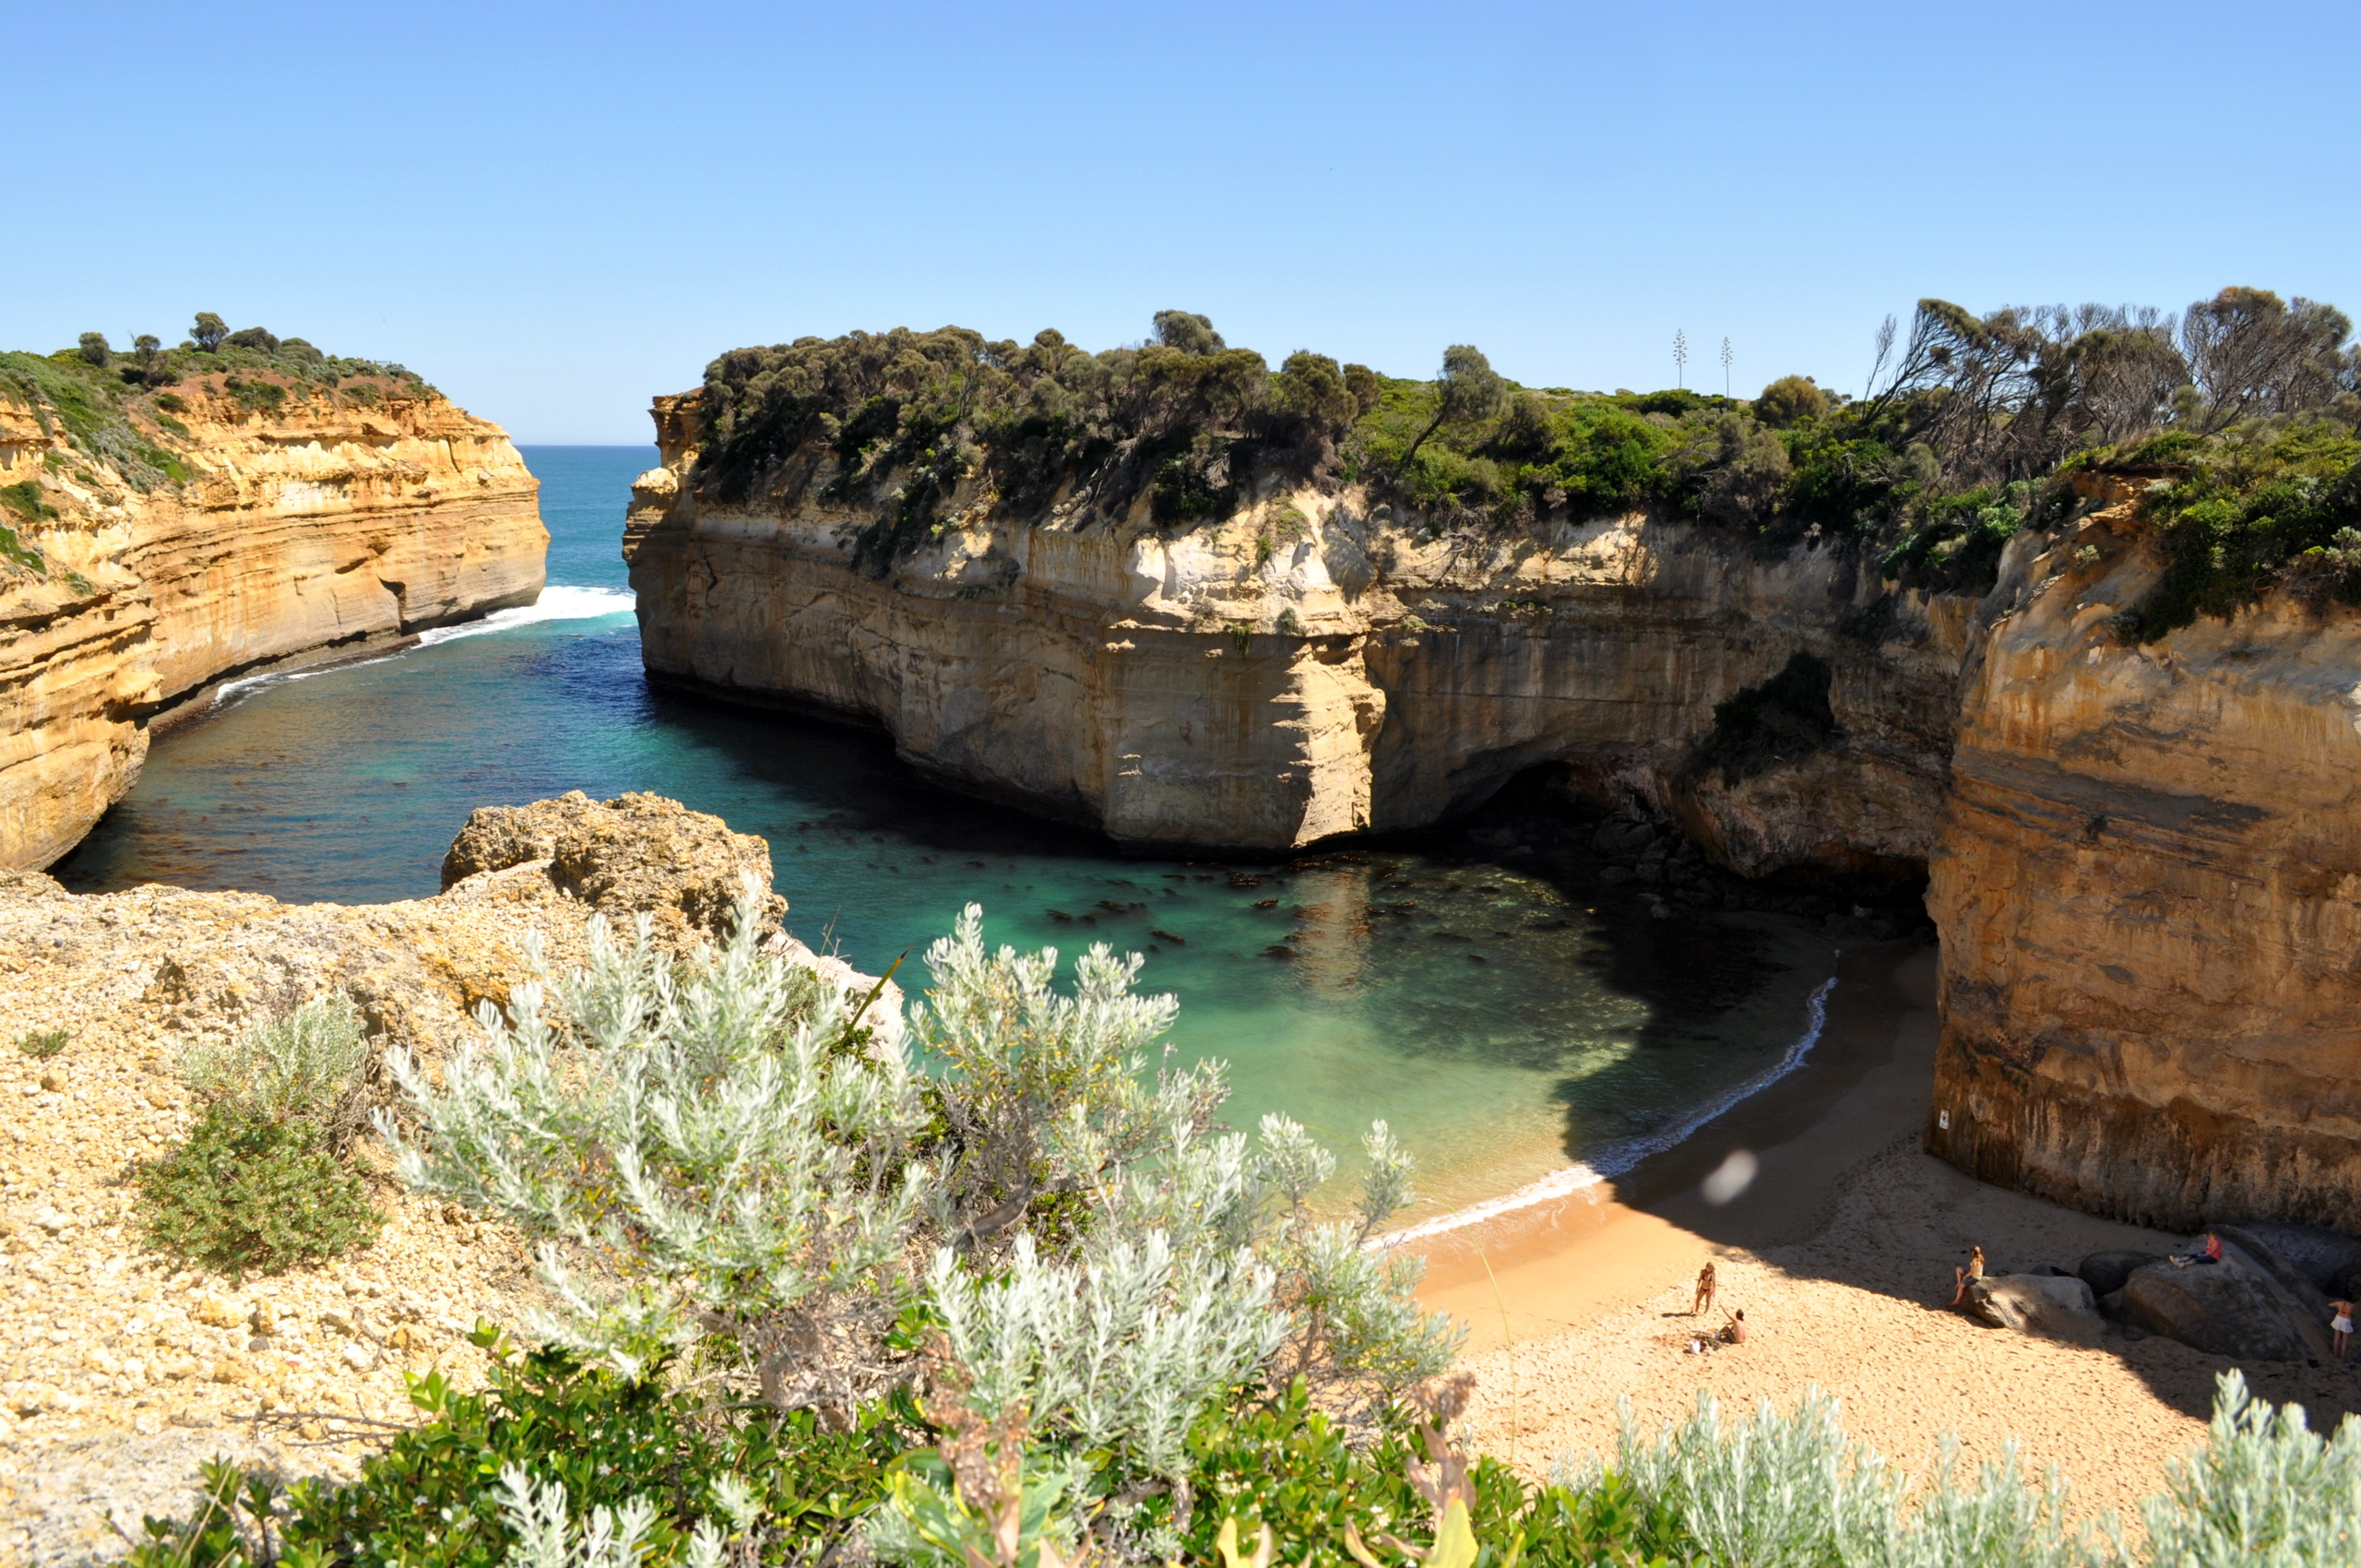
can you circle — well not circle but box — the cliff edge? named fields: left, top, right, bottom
left=623, top=311, right=2361, bottom=1235
left=0, top=340, right=545, bottom=870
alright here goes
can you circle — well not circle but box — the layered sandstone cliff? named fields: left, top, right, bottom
left=626, top=394, right=2361, bottom=1233
left=0, top=381, right=545, bottom=870
left=1925, top=499, right=2361, bottom=1230
left=625, top=396, right=1964, bottom=879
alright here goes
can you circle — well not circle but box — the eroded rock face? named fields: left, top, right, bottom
left=629, top=391, right=2361, bottom=1238
left=443, top=790, right=786, bottom=946
left=623, top=396, right=1965, bottom=874
left=1925, top=509, right=2361, bottom=1232
left=0, top=388, right=545, bottom=870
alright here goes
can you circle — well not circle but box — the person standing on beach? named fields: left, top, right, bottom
left=2333, top=1298, right=2355, bottom=1360
left=1694, top=1261, right=1717, bottom=1318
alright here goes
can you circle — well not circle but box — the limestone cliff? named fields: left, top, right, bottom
left=0, top=374, right=545, bottom=870
left=625, top=394, right=1962, bottom=878
left=626, top=391, right=2361, bottom=1233
left=1925, top=494, right=2361, bottom=1231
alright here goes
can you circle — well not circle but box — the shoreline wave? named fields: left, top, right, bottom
left=210, top=585, right=635, bottom=708
left=1379, top=976, right=1838, bottom=1248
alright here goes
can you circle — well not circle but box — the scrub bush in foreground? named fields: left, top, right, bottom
left=135, top=996, right=382, bottom=1276
left=132, top=1368, right=2351, bottom=1566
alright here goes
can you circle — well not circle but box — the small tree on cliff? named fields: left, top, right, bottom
left=192, top=312, right=228, bottom=351
left=1401, top=343, right=1507, bottom=465
left=77, top=332, right=111, bottom=366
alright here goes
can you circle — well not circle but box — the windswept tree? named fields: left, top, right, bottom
left=77, top=332, right=111, bottom=366
left=2181, top=287, right=2355, bottom=432
left=191, top=312, right=228, bottom=351
left=1402, top=344, right=1506, bottom=464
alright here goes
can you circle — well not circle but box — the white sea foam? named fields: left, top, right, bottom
left=412, top=585, right=635, bottom=647
left=209, top=585, right=635, bottom=707
left=1376, top=975, right=1838, bottom=1247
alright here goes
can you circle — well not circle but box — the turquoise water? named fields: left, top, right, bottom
left=54, top=446, right=1837, bottom=1221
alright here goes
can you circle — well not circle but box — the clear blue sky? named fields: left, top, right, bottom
left=14, top=1, right=2356, bottom=443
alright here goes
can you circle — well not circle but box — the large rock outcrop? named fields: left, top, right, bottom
left=0, top=383, right=545, bottom=870
left=625, top=395, right=2361, bottom=1236
left=1924, top=500, right=2361, bottom=1231
left=624, top=395, right=1963, bottom=876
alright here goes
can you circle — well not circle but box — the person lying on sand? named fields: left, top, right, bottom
left=1694, top=1261, right=1717, bottom=1318
left=2332, top=1299, right=2354, bottom=1360
left=1721, top=1308, right=1748, bottom=1345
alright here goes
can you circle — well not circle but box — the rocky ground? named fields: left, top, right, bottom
left=0, top=793, right=891, bottom=1564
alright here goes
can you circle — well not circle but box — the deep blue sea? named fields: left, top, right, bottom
left=54, top=446, right=1837, bottom=1220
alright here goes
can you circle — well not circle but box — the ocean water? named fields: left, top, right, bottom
left=54, top=446, right=1838, bottom=1224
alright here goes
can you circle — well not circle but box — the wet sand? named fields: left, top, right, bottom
left=1413, top=940, right=2361, bottom=1525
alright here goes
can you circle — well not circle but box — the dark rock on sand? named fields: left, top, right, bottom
left=2118, top=1236, right=2337, bottom=1362
left=1964, top=1274, right=2102, bottom=1340
left=2077, top=1250, right=2165, bottom=1298
left=2212, top=1223, right=2361, bottom=1297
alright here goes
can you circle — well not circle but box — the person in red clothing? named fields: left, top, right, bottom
left=2171, top=1232, right=2224, bottom=1267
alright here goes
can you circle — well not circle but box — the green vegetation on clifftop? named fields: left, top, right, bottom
left=689, top=289, right=2361, bottom=635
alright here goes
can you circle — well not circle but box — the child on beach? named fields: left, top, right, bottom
left=1694, top=1261, right=1717, bottom=1318
left=2333, top=1299, right=2355, bottom=1360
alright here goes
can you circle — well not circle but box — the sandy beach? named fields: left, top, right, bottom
left=1414, top=939, right=2361, bottom=1526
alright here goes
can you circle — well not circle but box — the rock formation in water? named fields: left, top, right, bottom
left=0, top=346, right=546, bottom=871
left=625, top=310, right=2361, bottom=1233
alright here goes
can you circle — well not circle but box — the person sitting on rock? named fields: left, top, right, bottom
left=1952, top=1245, right=1987, bottom=1305
left=1694, top=1260, right=1717, bottom=1319
left=1721, top=1307, right=1748, bottom=1345
left=2171, top=1233, right=2224, bottom=1268
left=2332, top=1299, right=2355, bottom=1360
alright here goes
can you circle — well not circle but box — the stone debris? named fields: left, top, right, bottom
left=0, top=796, right=885, bottom=1562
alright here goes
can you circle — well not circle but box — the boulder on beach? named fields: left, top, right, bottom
left=2118, top=1235, right=2337, bottom=1363
left=2077, top=1249, right=2165, bottom=1299
left=1964, top=1273, right=2102, bottom=1340
left=2212, top=1223, right=2361, bottom=1298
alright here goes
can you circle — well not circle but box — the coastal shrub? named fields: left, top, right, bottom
left=134, top=1110, right=383, bottom=1277
left=191, top=312, right=228, bottom=351
left=135, top=995, right=381, bottom=1275
left=15, top=1028, right=67, bottom=1058
left=2118, top=420, right=2361, bottom=639
left=181, top=993, right=374, bottom=1146
left=125, top=1335, right=919, bottom=1568
left=371, top=882, right=1458, bottom=1565
left=1753, top=374, right=1829, bottom=429
left=77, top=332, right=109, bottom=366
